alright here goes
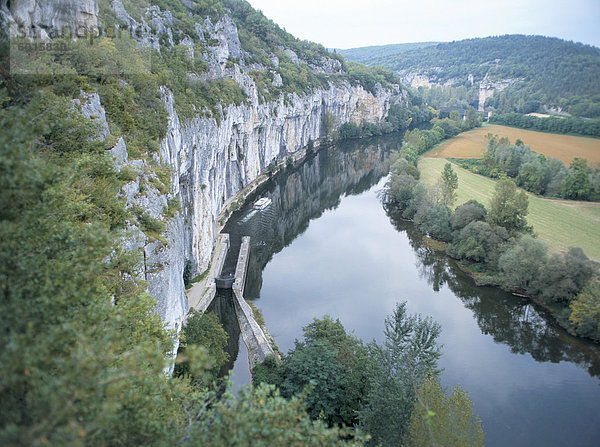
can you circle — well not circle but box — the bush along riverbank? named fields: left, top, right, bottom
left=383, top=148, right=600, bottom=342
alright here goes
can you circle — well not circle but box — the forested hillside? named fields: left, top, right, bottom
left=338, top=41, right=438, bottom=65
left=343, top=35, right=600, bottom=118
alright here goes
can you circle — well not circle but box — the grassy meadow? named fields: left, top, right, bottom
left=419, top=157, right=600, bottom=261
left=425, top=124, right=600, bottom=166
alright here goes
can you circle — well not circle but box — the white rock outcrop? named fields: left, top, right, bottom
left=2, top=0, right=98, bottom=39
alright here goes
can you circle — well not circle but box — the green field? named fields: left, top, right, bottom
left=419, top=158, right=600, bottom=261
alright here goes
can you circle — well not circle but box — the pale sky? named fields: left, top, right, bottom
left=246, top=0, right=600, bottom=49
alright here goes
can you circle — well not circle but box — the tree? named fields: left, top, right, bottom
left=391, top=157, right=420, bottom=180
left=449, top=110, right=461, bottom=122
left=339, top=122, right=362, bottom=139
left=279, top=340, right=346, bottom=426
left=532, top=247, right=594, bottom=304
left=387, top=172, right=418, bottom=209
left=405, top=128, right=422, bottom=148
left=517, top=161, right=547, bottom=195
left=498, top=235, right=548, bottom=292
left=359, top=302, right=442, bottom=446
left=404, top=376, right=484, bottom=447
left=186, top=384, right=366, bottom=447
left=258, top=316, right=369, bottom=427
left=487, top=178, right=531, bottom=234
left=440, top=162, right=459, bottom=207
left=451, top=200, right=487, bottom=231
left=252, top=355, right=283, bottom=388
left=416, top=204, right=453, bottom=242
left=465, top=106, right=480, bottom=129
left=403, top=183, right=429, bottom=220
left=569, top=281, right=600, bottom=341
left=563, top=157, right=592, bottom=200
left=174, top=310, right=229, bottom=383
left=545, top=156, right=569, bottom=197
left=447, top=221, right=510, bottom=269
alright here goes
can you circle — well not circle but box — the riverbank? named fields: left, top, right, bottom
left=388, top=151, right=599, bottom=343
left=418, top=158, right=600, bottom=261
left=222, top=137, right=600, bottom=447
left=420, top=231, right=599, bottom=342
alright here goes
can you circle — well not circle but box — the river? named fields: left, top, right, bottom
left=212, top=136, right=600, bottom=447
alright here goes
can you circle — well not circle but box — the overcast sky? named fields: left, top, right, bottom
left=246, top=0, right=600, bottom=49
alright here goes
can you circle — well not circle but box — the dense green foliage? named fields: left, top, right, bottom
left=254, top=306, right=483, bottom=444
left=385, top=146, right=599, bottom=340
left=570, top=280, right=600, bottom=339
left=344, top=35, right=600, bottom=118
left=358, top=303, right=442, bottom=446
left=10, top=31, right=168, bottom=155
left=253, top=316, right=370, bottom=427
left=338, top=42, right=439, bottom=65
left=440, top=162, right=459, bottom=207
left=0, top=80, right=188, bottom=444
left=487, top=178, right=531, bottom=234
left=405, top=376, right=485, bottom=447
left=345, top=61, right=401, bottom=96
left=451, top=136, right=600, bottom=201
left=187, top=383, right=366, bottom=447
left=174, top=310, right=229, bottom=382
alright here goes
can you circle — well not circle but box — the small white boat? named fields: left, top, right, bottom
left=253, top=197, right=272, bottom=210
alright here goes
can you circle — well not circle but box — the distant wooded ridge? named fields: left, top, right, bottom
left=339, top=35, right=600, bottom=119
left=334, top=42, right=439, bottom=64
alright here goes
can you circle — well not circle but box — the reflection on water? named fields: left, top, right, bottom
left=207, top=290, right=240, bottom=377
left=386, top=208, right=600, bottom=379
left=221, top=136, right=396, bottom=296
left=217, top=135, right=600, bottom=447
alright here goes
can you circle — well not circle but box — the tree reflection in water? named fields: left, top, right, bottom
left=384, top=202, right=600, bottom=378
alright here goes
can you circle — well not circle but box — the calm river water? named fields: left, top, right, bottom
left=214, top=136, right=600, bottom=447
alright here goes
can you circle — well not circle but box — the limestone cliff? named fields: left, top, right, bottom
left=401, top=70, right=521, bottom=112
left=477, top=74, right=521, bottom=112
left=1, top=0, right=99, bottom=39
left=2, top=0, right=406, bottom=344
left=153, top=83, right=398, bottom=339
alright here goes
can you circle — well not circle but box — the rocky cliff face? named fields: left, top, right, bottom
left=1, top=0, right=99, bottom=39
left=477, top=74, right=520, bottom=111
left=401, top=69, right=521, bottom=112
left=3, top=0, right=404, bottom=345
left=157, top=77, right=397, bottom=339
